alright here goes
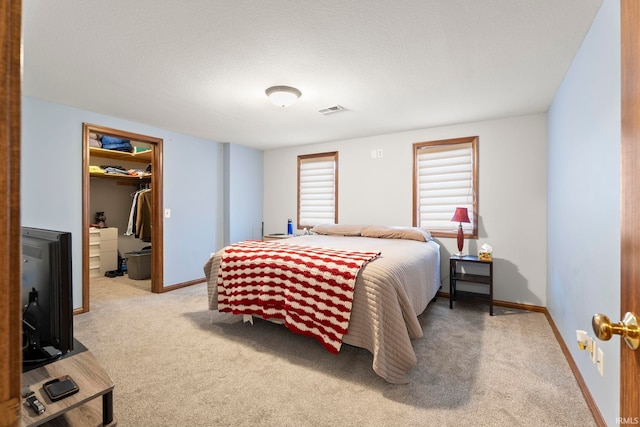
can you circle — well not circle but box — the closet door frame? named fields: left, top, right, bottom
left=81, top=123, right=164, bottom=313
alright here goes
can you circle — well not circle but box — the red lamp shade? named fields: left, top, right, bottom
left=451, top=207, right=471, bottom=255
left=451, top=207, right=471, bottom=224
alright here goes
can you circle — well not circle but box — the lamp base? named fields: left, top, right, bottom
left=455, top=223, right=465, bottom=258
left=453, top=251, right=465, bottom=257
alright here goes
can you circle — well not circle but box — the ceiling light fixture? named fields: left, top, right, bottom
left=265, top=85, right=302, bottom=107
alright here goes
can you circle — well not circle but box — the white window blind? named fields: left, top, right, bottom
left=415, top=140, right=476, bottom=235
left=298, top=153, right=338, bottom=228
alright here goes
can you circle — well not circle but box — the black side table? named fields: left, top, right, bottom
left=449, top=255, right=494, bottom=315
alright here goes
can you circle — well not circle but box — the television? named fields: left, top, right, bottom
left=21, top=227, right=74, bottom=367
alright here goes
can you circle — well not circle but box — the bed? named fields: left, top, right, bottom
left=203, top=225, right=441, bottom=384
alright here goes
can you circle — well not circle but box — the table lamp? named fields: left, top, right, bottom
left=451, top=207, right=471, bottom=256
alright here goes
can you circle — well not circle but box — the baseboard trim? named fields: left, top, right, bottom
left=160, top=277, right=206, bottom=293
left=435, top=291, right=605, bottom=426
left=436, top=292, right=545, bottom=313
left=543, top=309, right=606, bottom=427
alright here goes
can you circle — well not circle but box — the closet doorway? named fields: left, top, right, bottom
left=81, top=123, right=164, bottom=313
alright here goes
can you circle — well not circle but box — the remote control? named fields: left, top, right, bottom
left=26, top=395, right=45, bottom=415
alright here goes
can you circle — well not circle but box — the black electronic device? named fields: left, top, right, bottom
left=21, top=227, right=74, bottom=368
left=43, top=375, right=79, bottom=401
left=26, top=395, right=45, bottom=415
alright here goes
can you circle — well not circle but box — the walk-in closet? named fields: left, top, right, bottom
left=82, top=123, right=164, bottom=313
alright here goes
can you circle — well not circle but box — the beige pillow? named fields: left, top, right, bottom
left=310, top=224, right=365, bottom=236
left=361, top=225, right=432, bottom=242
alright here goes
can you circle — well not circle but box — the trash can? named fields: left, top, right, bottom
left=125, top=249, right=151, bottom=280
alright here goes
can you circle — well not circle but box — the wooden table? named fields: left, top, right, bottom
left=449, top=255, right=494, bottom=316
left=21, top=350, right=114, bottom=426
left=263, top=234, right=295, bottom=241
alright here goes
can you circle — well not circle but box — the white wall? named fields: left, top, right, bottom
left=264, top=114, right=547, bottom=305
left=547, top=1, right=620, bottom=424
left=21, top=96, right=226, bottom=308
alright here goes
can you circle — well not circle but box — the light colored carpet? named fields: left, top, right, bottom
left=74, top=276, right=596, bottom=427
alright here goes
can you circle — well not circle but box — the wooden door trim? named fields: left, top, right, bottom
left=0, top=0, right=22, bottom=425
left=81, top=123, right=164, bottom=313
left=620, top=0, right=640, bottom=420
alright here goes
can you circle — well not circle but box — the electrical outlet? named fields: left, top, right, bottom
left=597, top=348, right=604, bottom=376
left=589, top=338, right=597, bottom=363
left=377, top=148, right=383, bottom=158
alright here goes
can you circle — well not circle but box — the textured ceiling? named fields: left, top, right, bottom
left=22, top=0, right=603, bottom=150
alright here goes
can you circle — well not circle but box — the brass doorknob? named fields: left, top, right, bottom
left=592, top=312, right=639, bottom=350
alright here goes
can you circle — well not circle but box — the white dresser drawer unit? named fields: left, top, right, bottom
left=88, top=227, right=118, bottom=277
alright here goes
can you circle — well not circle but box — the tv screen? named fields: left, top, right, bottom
left=21, top=227, right=73, bottom=367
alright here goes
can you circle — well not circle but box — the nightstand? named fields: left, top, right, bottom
left=263, top=234, right=294, bottom=241
left=449, top=255, right=494, bottom=315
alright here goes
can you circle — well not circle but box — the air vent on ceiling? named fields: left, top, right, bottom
left=318, top=105, right=345, bottom=115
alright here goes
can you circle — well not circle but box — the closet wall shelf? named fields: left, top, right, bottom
left=89, top=173, right=151, bottom=181
left=89, top=146, right=152, bottom=163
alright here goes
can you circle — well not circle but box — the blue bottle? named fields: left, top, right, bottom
left=287, top=219, right=293, bottom=235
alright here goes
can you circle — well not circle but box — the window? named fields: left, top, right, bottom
left=297, top=152, right=338, bottom=229
left=413, top=136, right=478, bottom=238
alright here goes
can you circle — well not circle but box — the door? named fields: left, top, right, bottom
left=0, top=1, right=22, bottom=425
left=620, top=0, right=640, bottom=419
left=81, top=124, right=165, bottom=313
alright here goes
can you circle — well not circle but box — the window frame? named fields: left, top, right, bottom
left=297, top=151, right=339, bottom=230
left=412, top=136, right=479, bottom=239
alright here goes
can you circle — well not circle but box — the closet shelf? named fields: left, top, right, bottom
left=90, top=173, right=151, bottom=181
left=89, top=147, right=152, bottom=163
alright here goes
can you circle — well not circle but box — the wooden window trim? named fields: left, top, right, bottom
left=297, top=151, right=339, bottom=230
left=412, top=136, right=479, bottom=239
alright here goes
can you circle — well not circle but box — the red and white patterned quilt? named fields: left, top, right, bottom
left=217, top=240, right=381, bottom=353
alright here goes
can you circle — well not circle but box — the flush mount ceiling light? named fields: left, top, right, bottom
left=265, top=85, right=302, bottom=107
